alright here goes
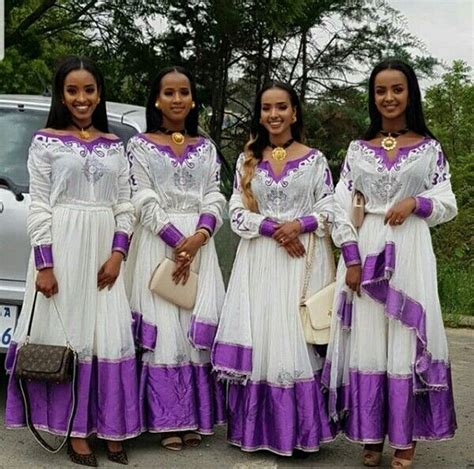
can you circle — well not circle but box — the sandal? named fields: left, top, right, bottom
left=182, top=432, right=202, bottom=448
left=391, top=443, right=416, bottom=468
left=363, top=449, right=382, bottom=467
left=161, top=435, right=183, bottom=451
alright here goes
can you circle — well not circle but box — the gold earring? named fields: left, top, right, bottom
left=292, top=115, right=297, bottom=123
left=155, top=101, right=160, bottom=109
left=191, top=102, right=195, bottom=109
left=97, top=97, right=101, bottom=104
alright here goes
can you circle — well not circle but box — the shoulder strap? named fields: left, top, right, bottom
left=301, top=233, right=316, bottom=303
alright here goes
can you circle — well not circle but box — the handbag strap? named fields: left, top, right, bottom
left=18, top=351, right=79, bottom=453
left=301, top=233, right=316, bottom=303
left=26, top=291, right=72, bottom=347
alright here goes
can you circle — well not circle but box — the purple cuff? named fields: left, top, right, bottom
left=34, top=245, right=54, bottom=270
left=112, top=231, right=130, bottom=257
left=158, top=223, right=185, bottom=248
left=259, top=218, right=278, bottom=237
left=196, top=213, right=217, bottom=236
left=298, top=215, right=318, bottom=233
left=341, top=241, right=361, bottom=267
left=413, top=197, right=433, bottom=219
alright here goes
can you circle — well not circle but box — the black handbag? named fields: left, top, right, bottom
left=15, top=291, right=78, bottom=453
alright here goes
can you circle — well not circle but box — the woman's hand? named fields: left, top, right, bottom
left=281, top=237, right=306, bottom=258
left=97, top=252, right=123, bottom=290
left=385, top=197, right=416, bottom=226
left=36, top=268, right=58, bottom=298
left=172, top=258, right=191, bottom=285
left=346, top=264, right=362, bottom=296
left=175, top=232, right=207, bottom=260
left=273, top=220, right=302, bottom=245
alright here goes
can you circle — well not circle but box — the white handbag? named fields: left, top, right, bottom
left=300, top=233, right=336, bottom=345
left=351, top=190, right=365, bottom=228
left=149, top=258, right=198, bottom=310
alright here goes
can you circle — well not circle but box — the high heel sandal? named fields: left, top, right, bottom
left=363, top=449, right=382, bottom=467
left=106, top=443, right=129, bottom=465
left=67, top=440, right=98, bottom=467
left=391, top=443, right=416, bottom=468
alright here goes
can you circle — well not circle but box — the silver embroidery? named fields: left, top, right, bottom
left=83, top=158, right=106, bottom=183
left=371, top=173, right=403, bottom=200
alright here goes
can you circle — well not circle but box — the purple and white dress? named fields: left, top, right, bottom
left=323, top=139, right=457, bottom=449
left=125, top=134, right=226, bottom=435
left=5, top=131, right=140, bottom=440
left=212, top=150, right=336, bottom=456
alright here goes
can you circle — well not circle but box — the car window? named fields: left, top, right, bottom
left=0, top=107, right=46, bottom=191
left=109, top=121, right=139, bottom=145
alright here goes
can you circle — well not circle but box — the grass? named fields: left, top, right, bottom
left=438, top=262, right=474, bottom=319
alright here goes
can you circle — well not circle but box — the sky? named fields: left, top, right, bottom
left=388, top=0, right=473, bottom=81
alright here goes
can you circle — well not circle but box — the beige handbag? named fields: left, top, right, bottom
left=351, top=190, right=365, bottom=228
left=299, top=233, right=335, bottom=345
left=149, top=258, right=198, bottom=310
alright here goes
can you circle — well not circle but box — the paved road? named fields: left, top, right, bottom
left=1, top=328, right=472, bottom=468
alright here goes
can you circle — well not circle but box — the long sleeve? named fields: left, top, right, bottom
left=128, top=137, right=185, bottom=248
left=413, top=142, right=457, bottom=227
left=229, top=153, right=268, bottom=239
left=26, top=137, right=54, bottom=270
left=331, top=143, right=362, bottom=266
left=111, top=144, right=135, bottom=257
left=196, top=143, right=226, bottom=236
left=297, top=155, right=335, bottom=237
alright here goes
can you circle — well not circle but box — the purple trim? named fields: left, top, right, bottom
left=196, top=213, right=217, bottom=235
left=227, top=373, right=336, bottom=456
left=137, top=133, right=206, bottom=162
left=132, top=311, right=158, bottom=351
left=336, top=291, right=353, bottom=329
left=257, top=149, right=317, bottom=183
left=298, top=215, right=318, bottom=233
left=34, top=131, right=121, bottom=151
left=258, top=218, right=278, bottom=237
left=6, top=355, right=140, bottom=439
left=358, top=138, right=429, bottom=170
left=342, top=369, right=456, bottom=448
left=33, top=244, right=54, bottom=270
left=188, top=317, right=217, bottom=350
left=413, top=196, right=433, bottom=218
left=361, top=243, right=448, bottom=391
left=112, top=231, right=129, bottom=256
left=139, top=363, right=226, bottom=433
left=341, top=242, right=361, bottom=267
left=158, top=223, right=185, bottom=248
left=211, top=342, right=253, bottom=377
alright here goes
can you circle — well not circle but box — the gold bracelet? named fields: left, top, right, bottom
left=195, top=228, right=211, bottom=245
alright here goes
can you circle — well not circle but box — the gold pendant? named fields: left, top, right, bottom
left=171, top=132, right=185, bottom=145
left=79, top=129, right=91, bottom=140
left=271, top=147, right=287, bottom=161
left=381, top=135, right=397, bottom=151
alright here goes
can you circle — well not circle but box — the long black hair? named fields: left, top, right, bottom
left=46, top=56, right=109, bottom=132
left=145, top=66, right=199, bottom=136
left=363, top=58, right=436, bottom=140
left=247, top=80, right=304, bottom=160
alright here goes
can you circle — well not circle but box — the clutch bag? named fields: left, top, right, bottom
left=149, top=258, right=198, bottom=310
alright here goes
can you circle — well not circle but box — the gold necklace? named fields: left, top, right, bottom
left=380, top=128, right=409, bottom=151
left=270, top=138, right=295, bottom=161
left=71, top=122, right=93, bottom=139
left=159, top=126, right=186, bottom=145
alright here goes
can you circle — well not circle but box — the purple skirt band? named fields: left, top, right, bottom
left=5, top=344, right=141, bottom=440
left=188, top=317, right=217, bottom=350
left=211, top=341, right=253, bottom=377
left=227, top=373, right=336, bottom=456
left=132, top=311, right=157, bottom=351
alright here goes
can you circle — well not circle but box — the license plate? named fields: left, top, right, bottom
left=0, top=304, right=18, bottom=347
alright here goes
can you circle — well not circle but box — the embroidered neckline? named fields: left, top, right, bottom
left=138, top=133, right=206, bottom=161
left=258, top=149, right=318, bottom=182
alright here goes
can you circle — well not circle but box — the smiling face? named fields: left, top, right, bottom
left=260, top=87, right=296, bottom=139
left=62, top=69, right=100, bottom=126
left=374, top=69, right=409, bottom=126
left=156, top=71, right=193, bottom=128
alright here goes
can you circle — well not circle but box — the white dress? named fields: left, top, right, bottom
left=324, top=139, right=458, bottom=449
left=125, top=134, right=226, bottom=434
left=212, top=150, right=336, bottom=456
left=5, top=131, right=140, bottom=440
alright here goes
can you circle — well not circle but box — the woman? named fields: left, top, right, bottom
left=211, top=81, right=336, bottom=456
left=5, top=56, right=139, bottom=466
left=323, top=58, right=457, bottom=468
left=125, top=66, right=226, bottom=450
